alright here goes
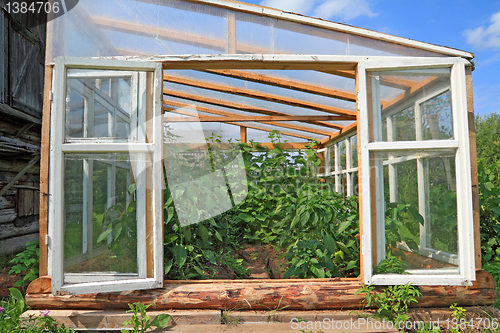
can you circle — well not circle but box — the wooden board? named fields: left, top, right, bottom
left=465, top=67, right=481, bottom=270
left=39, top=65, right=53, bottom=276
left=0, top=232, right=38, bottom=255
left=26, top=271, right=496, bottom=310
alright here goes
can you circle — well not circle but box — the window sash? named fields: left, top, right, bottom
left=358, top=59, right=474, bottom=286
left=49, top=58, right=163, bottom=294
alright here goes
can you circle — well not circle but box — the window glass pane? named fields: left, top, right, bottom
left=328, top=146, right=335, bottom=173
left=352, top=171, right=359, bottom=196
left=421, top=91, right=453, bottom=140
left=64, top=158, right=83, bottom=258
left=371, top=150, right=459, bottom=274
left=63, top=153, right=149, bottom=276
left=350, top=135, right=358, bottom=167
left=338, top=141, right=346, bottom=171
left=65, top=70, right=134, bottom=140
left=390, top=105, right=416, bottom=141
left=368, top=68, right=452, bottom=142
left=425, top=155, right=457, bottom=253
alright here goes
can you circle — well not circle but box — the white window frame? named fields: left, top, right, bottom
left=321, top=133, right=358, bottom=197
left=357, top=57, right=475, bottom=286
left=49, top=57, right=163, bottom=295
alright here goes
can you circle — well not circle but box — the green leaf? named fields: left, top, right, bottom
left=164, top=234, right=178, bottom=245
left=202, top=250, right=217, bottom=265
left=164, top=259, right=173, bottom=275
left=97, top=228, right=113, bottom=243
left=9, top=287, right=24, bottom=302
left=198, top=225, right=209, bottom=243
left=214, top=230, right=223, bottom=242
left=151, top=314, right=171, bottom=328
left=323, top=233, right=336, bottom=253
left=173, top=245, right=187, bottom=268
left=337, top=221, right=351, bottom=234
left=128, top=183, right=137, bottom=194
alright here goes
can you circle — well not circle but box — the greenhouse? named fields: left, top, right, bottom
left=26, top=0, right=496, bottom=325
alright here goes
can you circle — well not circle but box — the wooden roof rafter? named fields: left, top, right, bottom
left=92, top=16, right=268, bottom=54
left=163, top=73, right=357, bottom=118
left=162, top=89, right=345, bottom=131
left=163, top=99, right=337, bottom=137
left=202, top=69, right=357, bottom=103
left=163, top=105, right=316, bottom=141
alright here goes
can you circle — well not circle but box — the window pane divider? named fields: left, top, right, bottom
left=61, top=143, right=154, bottom=153
left=368, top=140, right=459, bottom=151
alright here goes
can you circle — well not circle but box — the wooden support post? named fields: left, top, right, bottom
left=39, top=65, right=53, bottom=276
left=465, top=67, right=481, bottom=270
left=240, top=126, right=247, bottom=143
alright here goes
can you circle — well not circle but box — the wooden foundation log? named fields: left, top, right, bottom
left=25, top=271, right=497, bottom=311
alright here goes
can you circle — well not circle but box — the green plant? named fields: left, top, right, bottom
left=0, top=288, right=26, bottom=331
left=161, top=131, right=362, bottom=280
left=221, top=308, right=242, bottom=325
left=373, top=254, right=408, bottom=274
left=356, top=283, right=422, bottom=324
left=483, top=259, right=500, bottom=309
left=264, top=296, right=290, bottom=323
left=385, top=202, right=424, bottom=254
left=478, top=160, right=500, bottom=263
left=217, top=252, right=249, bottom=278
left=9, top=241, right=39, bottom=288
left=450, top=303, right=466, bottom=322
left=96, top=184, right=139, bottom=272
left=121, top=302, right=170, bottom=333
left=283, top=238, right=339, bottom=279
left=0, top=288, right=74, bottom=332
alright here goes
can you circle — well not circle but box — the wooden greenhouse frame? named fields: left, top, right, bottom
left=26, top=0, right=495, bottom=325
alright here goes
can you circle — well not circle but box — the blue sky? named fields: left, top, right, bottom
left=241, top=0, right=500, bottom=117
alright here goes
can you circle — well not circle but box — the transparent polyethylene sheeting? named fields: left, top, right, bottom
left=46, top=0, right=445, bottom=63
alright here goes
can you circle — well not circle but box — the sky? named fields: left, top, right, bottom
left=240, top=0, right=500, bottom=117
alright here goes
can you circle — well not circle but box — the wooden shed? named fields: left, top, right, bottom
left=0, top=5, right=45, bottom=254
left=26, top=0, right=496, bottom=329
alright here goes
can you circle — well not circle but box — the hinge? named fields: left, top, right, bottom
left=49, top=91, right=53, bottom=101
left=45, top=234, right=51, bottom=247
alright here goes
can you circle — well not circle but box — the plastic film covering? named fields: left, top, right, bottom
left=46, top=0, right=446, bottom=63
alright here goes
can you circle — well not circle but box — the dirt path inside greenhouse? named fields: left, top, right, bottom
left=239, top=244, right=288, bottom=279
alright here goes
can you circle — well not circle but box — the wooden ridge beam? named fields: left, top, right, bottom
left=162, top=90, right=344, bottom=131
left=203, top=69, right=357, bottom=102
left=163, top=74, right=357, bottom=118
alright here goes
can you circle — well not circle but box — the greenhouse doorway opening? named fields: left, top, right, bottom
left=44, top=55, right=476, bottom=298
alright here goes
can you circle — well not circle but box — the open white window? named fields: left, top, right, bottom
left=358, top=58, right=475, bottom=286
left=49, top=58, right=163, bottom=294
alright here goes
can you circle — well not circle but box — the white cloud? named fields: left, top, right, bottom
left=464, top=11, right=500, bottom=50
left=260, top=0, right=314, bottom=14
left=260, top=0, right=376, bottom=22
left=313, top=0, right=376, bottom=22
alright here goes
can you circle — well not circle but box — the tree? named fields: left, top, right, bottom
left=475, top=113, right=500, bottom=167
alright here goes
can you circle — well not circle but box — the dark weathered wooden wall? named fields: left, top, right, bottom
left=0, top=5, right=45, bottom=254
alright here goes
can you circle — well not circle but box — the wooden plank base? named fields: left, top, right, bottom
left=20, top=309, right=399, bottom=332
left=25, top=271, right=497, bottom=311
